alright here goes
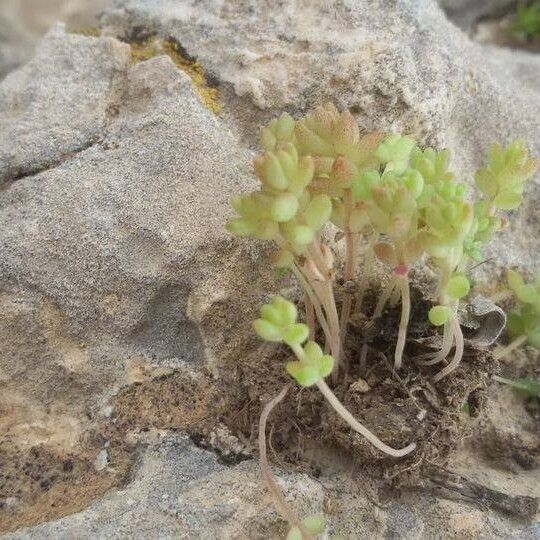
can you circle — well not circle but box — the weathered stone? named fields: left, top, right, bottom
left=5, top=433, right=325, bottom=540
left=1, top=0, right=540, bottom=537
left=103, top=0, right=540, bottom=271
left=438, top=0, right=516, bottom=30
left=0, top=25, right=257, bottom=442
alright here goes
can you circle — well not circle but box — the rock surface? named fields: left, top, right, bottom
left=0, top=0, right=539, bottom=538
left=438, top=0, right=515, bottom=30
left=7, top=432, right=540, bottom=539
left=0, top=0, right=108, bottom=79
left=5, top=432, right=325, bottom=540
left=0, top=23, right=257, bottom=446
left=102, top=0, right=540, bottom=270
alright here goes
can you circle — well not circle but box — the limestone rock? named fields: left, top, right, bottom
left=1, top=0, right=540, bottom=538
left=103, top=0, right=540, bottom=270
left=438, top=0, right=516, bottom=30
left=0, top=25, right=257, bottom=442
left=5, top=433, right=325, bottom=540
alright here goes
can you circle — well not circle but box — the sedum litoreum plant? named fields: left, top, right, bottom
left=513, top=1, right=540, bottom=39
left=491, top=270, right=540, bottom=403
left=227, top=103, right=537, bottom=465
left=494, top=270, right=540, bottom=359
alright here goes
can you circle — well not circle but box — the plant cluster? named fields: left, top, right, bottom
left=513, top=1, right=540, bottom=39
left=227, top=104, right=536, bottom=538
left=492, top=270, right=540, bottom=399
left=506, top=270, right=540, bottom=348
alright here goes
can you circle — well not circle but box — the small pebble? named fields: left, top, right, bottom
left=349, top=378, right=370, bottom=393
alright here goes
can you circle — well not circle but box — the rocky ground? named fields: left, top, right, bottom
left=0, top=0, right=539, bottom=538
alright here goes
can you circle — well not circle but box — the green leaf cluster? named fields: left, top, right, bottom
left=506, top=270, right=540, bottom=347
left=229, top=103, right=537, bottom=370
left=228, top=105, right=536, bottom=287
left=286, top=514, right=327, bottom=540
left=286, top=341, right=334, bottom=387
left=254, top=296, right=334, bottom=387
left=253, top=296, right=309, bottom=346
left=513, top=1, right=540, bottom=39
left=475, top=141, right=537, bottom=210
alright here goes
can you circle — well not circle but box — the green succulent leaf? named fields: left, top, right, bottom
left=253, top=319, right=282, bottom=341
left=304, top=194, right=332, bottom=230
left=286, top=340, right=335, bottom=387
left=445, top=274, right=471, bottom=300
left=254, top=296, right=306, bottom=345
left=283, top=323, right=310, bottom=346
left=270, top=193, right=299, bottom=222
left=301, top=514, right=327, bottom=534
left=286, top=362, right=320, bottom=387
left=474, top=141, right=537, bottom=211
left=428, top=305, right=453, bottom=326
left=376, top=135, right=415, bottom=174
left=286, top=527, right=303, bottom=540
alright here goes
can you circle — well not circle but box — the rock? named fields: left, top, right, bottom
left=0, top=0, right=108, bottom=80
left=438, top=0, right=516, bottom=30
left=0, top=24, right=131, bottom=183
left=1, top=0, right=540, bottom=537
left=7, top=432, right=537, bottom=539
left=5, top=432, right=325, bottom=539
left=0, top=24, right=260, bottom=447
left=103, top=0, right=540, bottom=271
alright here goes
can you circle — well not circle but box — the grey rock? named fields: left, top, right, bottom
left=0, top=0, right=108, bottom=80
left=103, top=0, right=540, bottom=271
left=1, top=0, right=540, bottom=538
left=438, top=0, right=516, bottom=30
left=6, top=432, right=324, bottom=539
left=0, top=23, right=131, bottom=183
left=0, top=25, right=255, bottom=428
left=385, top=503, right=424, bottom=539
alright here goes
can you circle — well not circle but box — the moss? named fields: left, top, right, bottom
left=130, top=37, right=221, bottom=114
left=66, top=26, right=101, bottom=37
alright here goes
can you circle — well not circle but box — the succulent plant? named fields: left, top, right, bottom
left=506, top=270, right=540, bottom=348
left=513, top=1, right=540, bottom=39
left=228, top=103, right=537, bottom=539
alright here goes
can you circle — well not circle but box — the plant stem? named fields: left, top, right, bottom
left=315, top=379, right=416, bottom=457
left=258, top=386, right=314, bottom=540
left=394, top=275, right=411, bottom=370
left=492, top=334, right=528, bottom=360
left=305, top=241, right=341, bottom=366
left=356, top=232, right=378, bottom=312
left=339, top=230, right=359, bottom=351
left=304, top=293, right=316, bottom=340
left=292, top=263, right=332, bottom=347
left=373, top=277, right=397, bottom=319
left=416, top=320, right=454, bottom=366
left=314, top=279, right=341, bottom=365
left=433, top=316, right=464, bottom=382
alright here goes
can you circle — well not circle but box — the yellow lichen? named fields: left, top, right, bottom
left=130, top=37, right=221, bottom=114
left=67, top=26, right=101, bottom=37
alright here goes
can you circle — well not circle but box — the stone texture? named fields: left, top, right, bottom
left=0, top=24, right=130, bottom=183
left=438, top=0, right=515, bottom=30
left=6, top=432, right=539, bottom=539
left=1, top=0, right=540, bottom=538
left=5, top=432, right=325, bottom=540
left=103, top=0, right=540, bottom=271
left=0, top=0, right=108, bottom=79
left=0, top=25, right=257, bottom=444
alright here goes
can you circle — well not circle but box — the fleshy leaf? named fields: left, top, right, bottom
left=428, top=305, right=453, bottom=326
